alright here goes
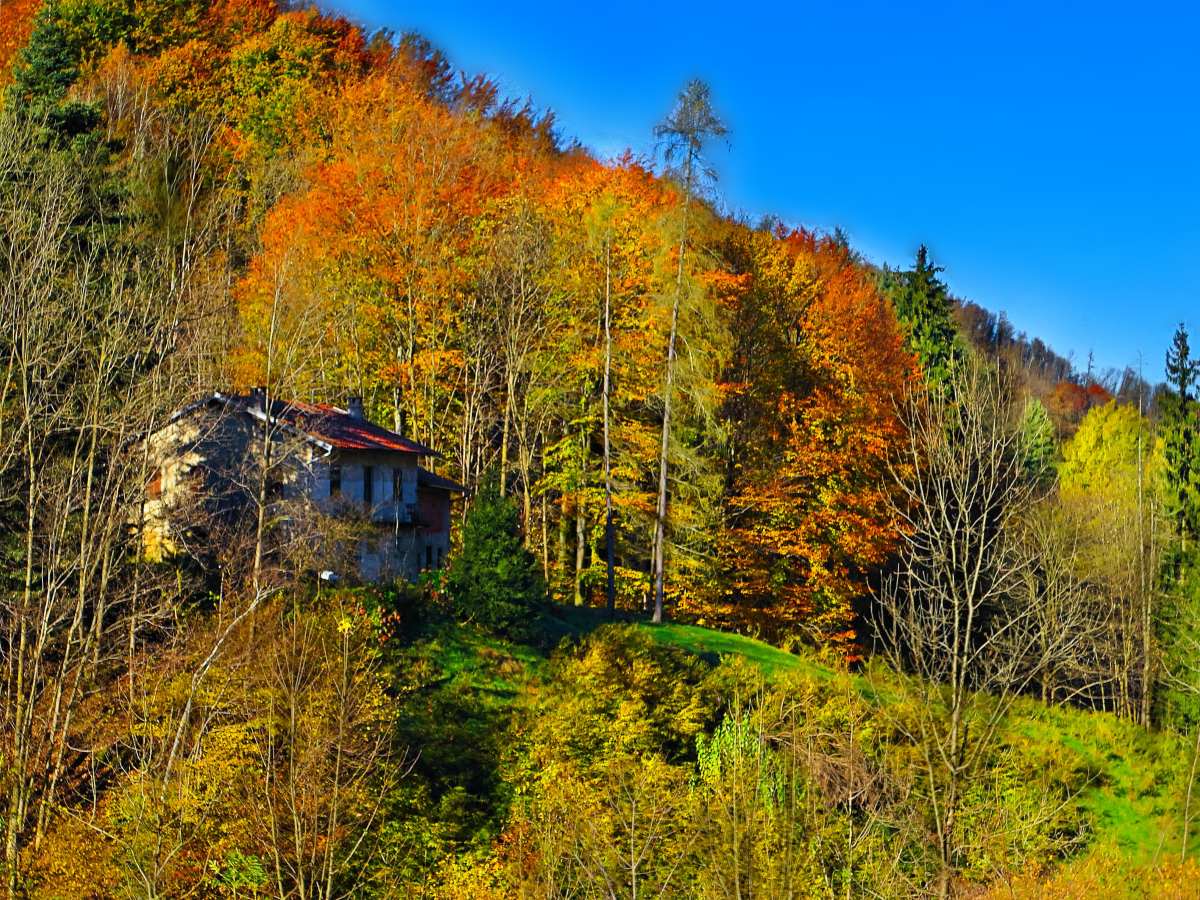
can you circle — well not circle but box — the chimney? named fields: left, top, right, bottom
left=250, top=386, right=266, bottom=412
left=347, top=396, right=365, bottom=421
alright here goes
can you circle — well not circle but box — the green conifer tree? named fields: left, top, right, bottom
left=1161, top=323, right=1200, bottom=546
left=1019, top=397, right=1056, bottom=484
left=1155, top=325, right=1200, bottom=729
left=447, top=478, right=545, bottom=637
left=6, top=1, right=107, bottom=142
left=888, top=245, right=962, bottom=388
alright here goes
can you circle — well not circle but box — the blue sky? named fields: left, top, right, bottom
left=329, top=0, right=1198, bottom=378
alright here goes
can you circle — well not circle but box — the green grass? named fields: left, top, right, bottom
left=415, top=607, right=829, bottom=697
left=1012, top=700, right=1188, bottom=864
left=636, top=621, right=831, bottom=679
left=538, top=603, right=831, bottom=679
left=400, top=622, right=545, bottom=700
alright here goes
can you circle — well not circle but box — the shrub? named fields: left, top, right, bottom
left=447, top=479, right=544, bottom=638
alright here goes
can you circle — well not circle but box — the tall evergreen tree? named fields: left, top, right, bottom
left=1161, top=323, right=1200, bottom=546
left=1156, top=325, right=1200, bottom=731
left=887, top=245, right=961, bottom=388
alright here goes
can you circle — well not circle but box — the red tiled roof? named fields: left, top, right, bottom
left=263, top=398, right=439, bottom=455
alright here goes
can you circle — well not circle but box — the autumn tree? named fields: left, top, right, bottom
left=0, top=0, right=41, bottom=89
left=650, top=79, right=726, bottom=624
left=536, top=157, right=673, bottom=608
left=234, top=69, right=514, bottom=477
left=1016, top=498, right=1112, bottom=706
left=872, top=358, right=1075, bottom=894
left=1059, top=400, right=1163, bottom=721
left=579, top=163, right=673, bottom=613
left=221, top=7, right=372, bottom=167
left=254, top=598, right=397, bottom=899
left=0, top=95, right=223, bottom=890
left=590, top=184, right=624, bottom=611
left=475, top=188, right=556, bottom=510
left=714, top=226, right=914, bottom=649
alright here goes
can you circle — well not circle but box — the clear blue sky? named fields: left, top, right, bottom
left=328, top=0, right=1198, bottom=378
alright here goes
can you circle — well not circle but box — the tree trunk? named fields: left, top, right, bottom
left=500, top=381, right=512, bottom=497
left=557, top=507, right=570, bottom=602
left=651, top=152, right=694, bottom=625
left=1138, top=427, right=1152, bottom=726
left=575, top=501, right=586, bottom=606
left=523, top=474, right=533, bottom=549
left=602, top=240, right=616, bottom=615
left=575, top=426, right=587, bottom=606
left=541, top=485, right=550, bottom=584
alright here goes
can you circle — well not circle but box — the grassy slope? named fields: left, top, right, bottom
left=633, top=618, right=1191, bottom=873
left=640, top=621, right=828, bottom=679
left=415, top=606, right=1189, bottom=884
left=1014, top=701, right=1187, bottom=862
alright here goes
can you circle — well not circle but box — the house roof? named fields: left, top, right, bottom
left=264, top=398, right=439, bottom=456
left=174, top=392, right=441, bottom=457
left=418, top=466, right=466, bottom=493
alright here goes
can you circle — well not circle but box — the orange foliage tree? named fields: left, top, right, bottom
left=0, top=0, right=40, bottom=87
left=204, top=2, right=909, bottom=646
left=1047, top=378, right=1113, bottom=438
left=705, top=226, right=916, bottom=651
left=234, top=67, right=528, bottom=469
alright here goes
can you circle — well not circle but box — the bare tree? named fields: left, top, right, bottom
left=254, top=597, right=400, bottom=900
left=1016, top=499, right=1117, bottom=707
left=0, top=97, right=229, bottom=890
left=871, top=358, right=1079, bottom=896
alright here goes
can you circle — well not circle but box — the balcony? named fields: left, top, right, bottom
left=370, top=500, right=419, bottom=526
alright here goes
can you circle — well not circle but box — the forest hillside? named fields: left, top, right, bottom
left=2, top=1, right=1199, bottom=896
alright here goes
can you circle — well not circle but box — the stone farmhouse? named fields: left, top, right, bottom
left=143, top=389, right=463, bottom=583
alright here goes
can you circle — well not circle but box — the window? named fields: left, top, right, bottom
left=329, top=463, right=341, bottom=497
left=436, top=546, right=444, bottom=569
left=363, top=465, right=374, bottom=505
left=425, top=544, right=433, bottom=569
